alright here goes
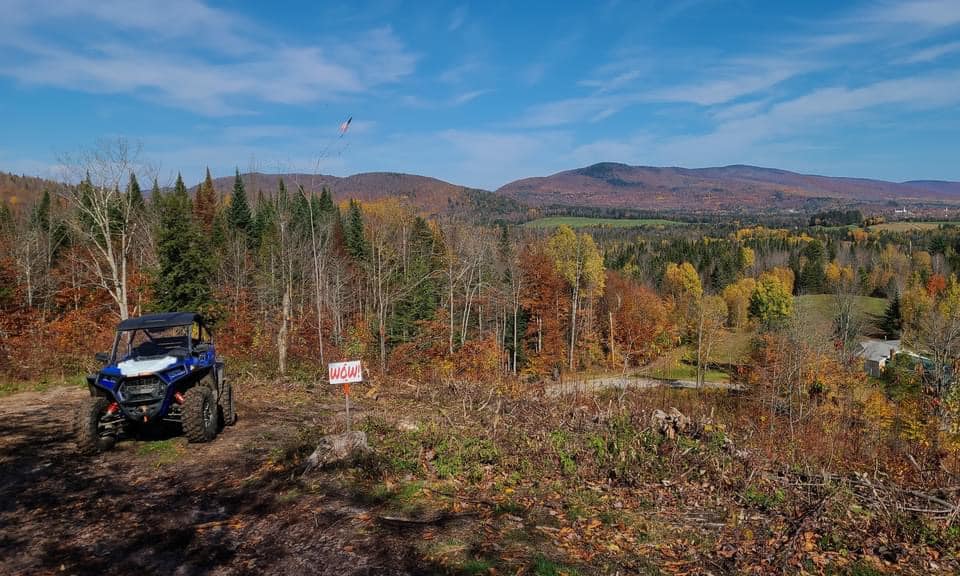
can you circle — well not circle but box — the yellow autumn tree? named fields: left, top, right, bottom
left=722, top=277, right=756, bottom=328
left=663, top=261, right=703, bottom=338
left=547, top=225, right=605, bottom=371
left=825, top=261, right=856, bottom=292
left=767, top=266, right=795, bottom=296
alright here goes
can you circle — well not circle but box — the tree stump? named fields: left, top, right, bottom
left=303, top=431, right=370, bottom=473
left=650, top=408, right=690, bottom=440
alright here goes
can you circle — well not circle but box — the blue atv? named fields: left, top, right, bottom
left=77, top=312, right=236, bottom=453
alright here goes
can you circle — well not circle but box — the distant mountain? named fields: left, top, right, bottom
left=903, top=180, right=960, bottom=195
left=204, top=171, right=523, bottom=222
left=0, top=172, right=58, bottom=207
left=495, top=163, right=960, bottom=213
left=4, top=163, right=960, bottom=218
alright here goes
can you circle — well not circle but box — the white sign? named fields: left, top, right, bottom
left=328, top=360, right=363, bottom=385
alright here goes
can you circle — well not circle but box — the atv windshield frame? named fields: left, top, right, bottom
left=110, top=321, right=213, bottom=364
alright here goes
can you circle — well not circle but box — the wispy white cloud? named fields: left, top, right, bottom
left=437, top=59, right=486, bottom=85
left=0, top=1, right=417, bottom=115
left=579, top=69, right=644, bottom=93
left=361, top=129, right=573, bottom=189
left=656, top=70, right=960, bottom=166
left=899, top=40, right=960, bottom=63
left=451, top=90, right=492, bottom=105
left=647, top=59, right=807, bottom=106
left=517, top=94, right=635, bottom=128
left=866, top=0, right=960, bottom=28
left=448, top=5, right=467, bottom=32
left=399, top=89, right=492, bottom=110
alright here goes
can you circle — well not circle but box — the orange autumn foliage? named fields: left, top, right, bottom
left=599, top=271, right=675, bottom=367
left=519, top=244, right=568, bottom=378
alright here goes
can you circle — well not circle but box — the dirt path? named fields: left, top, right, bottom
left=0, top=385, right=429, bottom=576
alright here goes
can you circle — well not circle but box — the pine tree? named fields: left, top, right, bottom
left=250, top=190, right=271, bottom=250
left=0, top=200, right=12, bottom=231
left=799, top=239, right=826, bottom=294
left=150, top=177, right=161, bottom=208
left=881, top=293, right=902, bottom=338
left=344, top=199, right=367, bottom=260
left=31, top=189, right=51, bottom=230
left=194, top=167, right=218, bottom=234
left=389, top=217, right=440, bottom=342
left=227, top=168, right=252, bottom=232
left=152, top=173, right=214, bottom=315
left=127, top=173, right=143, bottom=211
left=318, top=186, right=335, bottom=216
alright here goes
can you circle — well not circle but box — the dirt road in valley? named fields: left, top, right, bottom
left=0, top=385, right=430, bottom=576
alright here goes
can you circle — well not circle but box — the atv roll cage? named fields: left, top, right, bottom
left=109, top=314, right=213, bottom=364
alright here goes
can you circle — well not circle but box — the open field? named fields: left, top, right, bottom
left=523, top=216, right=683, bottom=229
left=869, top=221, right=960, bottom=232
left=694, top=295, right=890, bottom=367
left=795, top=294, right=887, bottom=340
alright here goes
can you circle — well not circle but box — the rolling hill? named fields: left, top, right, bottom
left=495, top=163, right=960, bottom=213
left=204, top=171, right=523, bottom=222
left=4, top=162, right=960, bottom=219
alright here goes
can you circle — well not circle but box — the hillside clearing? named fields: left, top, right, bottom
left=3, top=378, right=955, bottom=575
left=869, top=221, right=960, bottom=232
left=523, top=216, right=683, bottom=229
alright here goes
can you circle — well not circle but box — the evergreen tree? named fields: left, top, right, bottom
left=152, top=173, right=214, bottom=315
left=0, top=200, right=12, bottom=231
left=227, top=168, right=252, bottom=232
left=389, top=217, right=440, bottom=342
left=31, top=189, right=51, bottom=230
left=194, top=167, right=218, bottom=234
left=881, top=293, right=902, bottom=338
left=150, top=177, right=161, bottom=207
left=344, top=199, right=367, bottom=260
left=127, top=173, right=143, bottom=211
left=211, top=210, right=227, bottom=248
left=799, top=239, right=826, bottom=293
left=318, top=186, right=335, bottom=216
left=250, top=190, right=271, bottom=250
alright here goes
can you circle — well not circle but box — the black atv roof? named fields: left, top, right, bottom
left=118, top=312, right=202, bottom=331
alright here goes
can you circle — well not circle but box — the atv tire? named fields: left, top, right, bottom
left=76, top=397, right=117, bottom=453
left=182, top=386, right=218, bottom=443
left=220, top=381, right=237, bottom=426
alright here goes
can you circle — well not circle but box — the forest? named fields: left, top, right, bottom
left=2, top=141, right=959, bottom=575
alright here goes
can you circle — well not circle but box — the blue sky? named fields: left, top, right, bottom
left=1, top=0, right=959, bottom=190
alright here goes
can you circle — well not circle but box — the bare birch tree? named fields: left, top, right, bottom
left=58, top=139, right=151, bottom=320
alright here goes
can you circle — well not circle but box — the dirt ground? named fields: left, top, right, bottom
left=0, top=384, right=450, bottom=576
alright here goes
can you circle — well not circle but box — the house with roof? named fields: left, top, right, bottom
left=858, top=339, right=901, bottom=377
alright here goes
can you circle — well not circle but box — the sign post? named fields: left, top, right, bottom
left=328, top=360, right=363, bottom=430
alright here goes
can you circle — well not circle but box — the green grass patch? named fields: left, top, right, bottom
left=709, top=330, right=755, bottom=364
left=460, top=558, right=496, bottom=575
left=741, top=485, right=786, bottom=510
left=135, top=438, right=182, bottom=465
left=0, top=375, right=86, bottom=398
left=532, top=554, right=581, bottom=576
left=794, top=294, right=887, bottom=343
left=523, top=216, right=682, bottom=229
left=868, top=221, right=960, bottom=232
left=646, top=360, right=729, bottom=383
